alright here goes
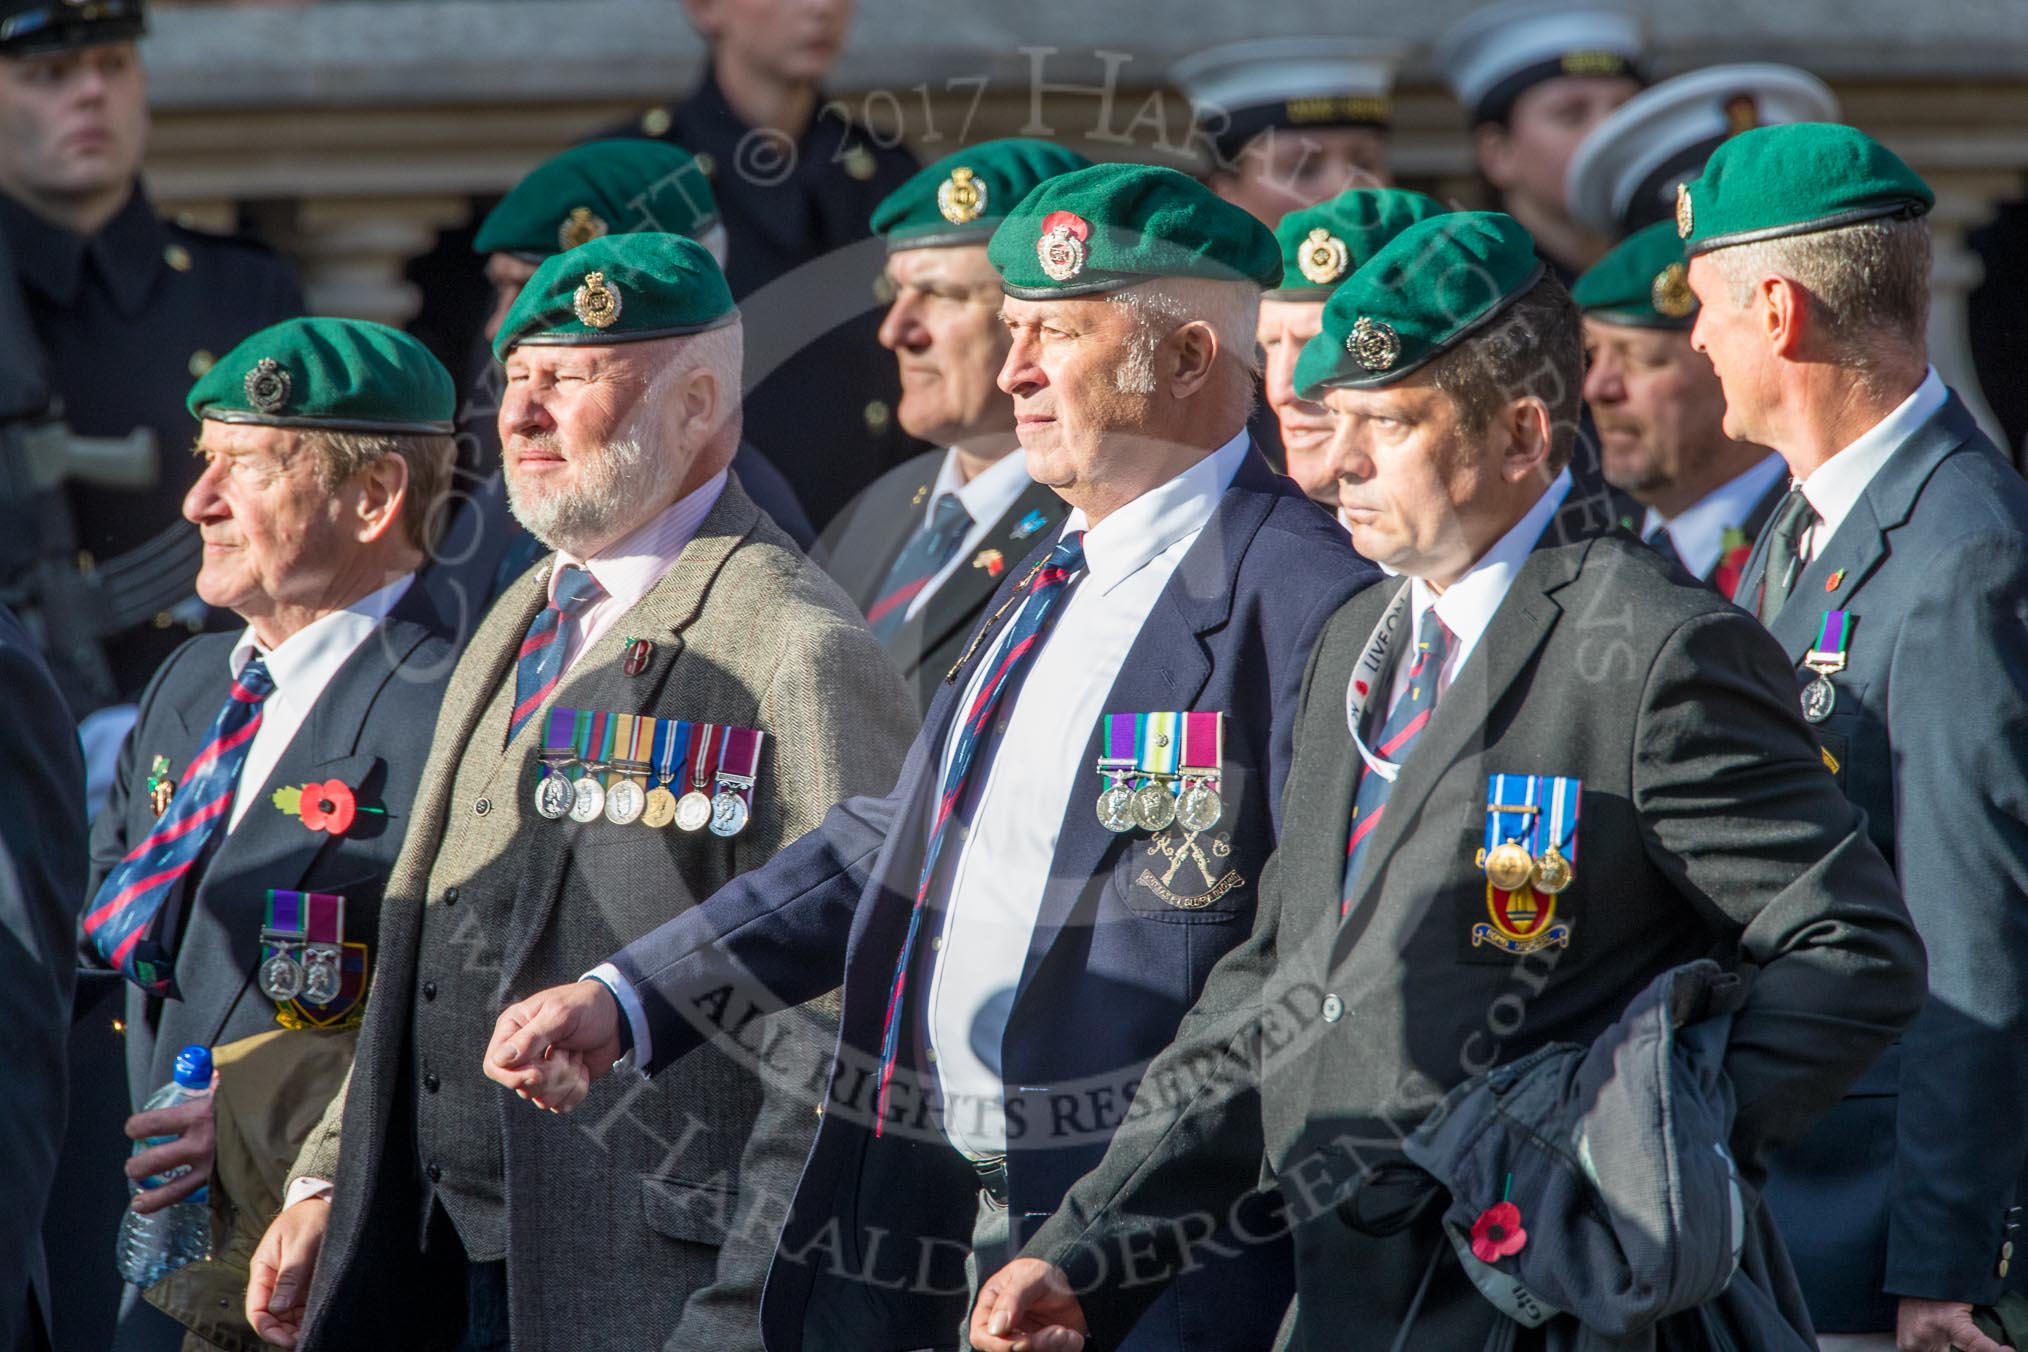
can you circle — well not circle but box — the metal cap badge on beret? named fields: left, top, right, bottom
left=1171, top=38, right=1403, bottom=167
left=187, top=317, right=456, bottom=435
left=987, top=163, right=1282, bottom=300
left=492, top=232, right=737, bottom=360
left=1676, top=122, right=1933, bottom=257
left=1435, top=0, right=1645, bottom=126
left=474, top=140, right=721, bottom=260
left=1266, top=188, right=1453, bottom=301
left=1295, top=211, right=1545, bottom=399
left=871, top=139, right=1093, bottom=251
left=1572, top=221, right=1696, bottom=328
left=0, top=0, right=144, bottom=57
left=1566, top=64, right=1838, bottom=239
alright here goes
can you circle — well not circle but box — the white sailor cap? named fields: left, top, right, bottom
left=1171, top=38, right=1404, bottom=166
left=1566, top=63, right=1840, bottom=238
left=1435, top=0, right=1646, bottom=125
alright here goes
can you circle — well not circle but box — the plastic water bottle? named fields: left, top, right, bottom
left=114, top=1044, right=215, bottom=1286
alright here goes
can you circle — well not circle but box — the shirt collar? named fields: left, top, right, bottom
left=556, top=469, right=728, bottom=611
left=1799, top=366, right=1947, bottom=542
left=229, top=573, right=415, bottom=690
left=1060, top=430, right=1249, bottom=596
left=931, top=447, right=1033, bottom=529
left=1642, top=453, right=1787, bottom=579
left=1410, top=469, right=1572, bottom=655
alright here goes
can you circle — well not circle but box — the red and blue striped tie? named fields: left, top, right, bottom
left=507, top=564, right=606, bottom=745
left=84, top=658, right=275, bottom=994
left=1342, top=610, right=1452, bottom=915
left=866, top=493, right=974, bottom=645
left=872, top=531, right=1086, bottom=1129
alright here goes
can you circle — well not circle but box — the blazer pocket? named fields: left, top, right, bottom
left=1111, top=829, right=1249, bottom=924
left=641, top=1174, right=737, bottom=1248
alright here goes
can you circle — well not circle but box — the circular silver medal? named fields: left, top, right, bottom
left=534, top=772, right=574, bottom=820
left=709, top=791, right=750, bottom=838
left=1097, top=783, right=1137, bottom=833
left=259, top=953, right=303, bottom=1002
left=675, top=789, right=713, bottom=832
left=302, top=952, right=341, bottom=1005
left=1177, top=782, right=1224, bottom=834
left=1132, top=782, right=1177, bottom=833
left=1800, top=675, right=1836, bottom=723
left=570, top=776, right=607, bottom=823
left=604, top=779, right=646, bottom=825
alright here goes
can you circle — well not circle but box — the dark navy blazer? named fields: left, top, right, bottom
left=1747, top=393, right=2028, bottom=1332
left=608, top=450, right=1378, bottom=1351
left=81, top=581, right=456, bottom=1107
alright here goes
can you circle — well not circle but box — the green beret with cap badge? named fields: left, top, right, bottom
left=491, top=232, right=737, bottom=360
left=1267, top=188, right=1452, bottom=300
left=986, top=162, right=1282, bottom=299
left=1675, top=122, right=1933, bottom=257
left=1572, top=220, right=1697, bottom=327
left=1294, top=211, right=1544, bottom=399
left=474, top=140, right=721, bottom=259
left=186, top=317, right=455, bottom=435
left=871, top=139, right=1093, bottom=251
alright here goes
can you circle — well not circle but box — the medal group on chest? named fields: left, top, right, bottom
left=533, top=707, right=765, bottom=838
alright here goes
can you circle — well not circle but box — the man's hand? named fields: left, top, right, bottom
left=247, top=1196, right=330, bottom=1349
left=969, top=1258, right=1089, bottom=1352
left=1897, top=1297, right=2013, bottom=1352
left=122, top=1075, right=216, bottom=1214
left=484, top=979, right=623, bottom=1112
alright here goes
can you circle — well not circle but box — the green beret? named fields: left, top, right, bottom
left=474, top=139, right=720, bottom=259
left=187, top=317, right=455, bottom=435
left=1295, top=211, right=1544, bottom=399
left=871, top=139, right=1093, bottom=251
left=986, top=163, right=1281, bottom=299
left=492, top=232, right=737, bottom=360
left=1571, top=220, right=1696, bottom=328
left=1266, top=188, right=1452, bottom=301
left=1677, top=122, right=1933, bottom=257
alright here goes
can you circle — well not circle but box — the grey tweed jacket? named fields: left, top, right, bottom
left=288, top=479, right=917, bottom=1352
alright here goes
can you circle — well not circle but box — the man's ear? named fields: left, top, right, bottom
left=681, top=0, right=723, bottom=39
left=1498, top=396, right=1556, bottom=485
left=351, top=453, right=412, bottom=546
left=1166, top=320, right=1220, bottom=400
left=676, top=364, right=724, bottom=448
left=1765, top=275, right=1809, bottom=362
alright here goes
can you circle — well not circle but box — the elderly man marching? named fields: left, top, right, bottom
left=817, top=138, right=1087, bottom=713
left=482, top=163, right=1377, bottom=1352
left=243, top=234, right=916, bottom=1352
left=966, top=211, right=1922, bottom=1352
left=1680, top=123, right=2028, bottom=1352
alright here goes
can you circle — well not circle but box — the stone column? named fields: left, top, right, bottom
left=1920, top=170, right=2020, bottom=450
left=292, top=195, right=472, bottom=326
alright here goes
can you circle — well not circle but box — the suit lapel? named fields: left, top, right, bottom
left=1765, top=394, right=1978, bottom=662
left=1336, top=542, right=1586, bottom=932
left=903, top=479, right=1068, bottom=671
left=1007, top=454, right=1276, bottom=1010
left=191, top=587, right=447, bottom=1049
left=1707, top=474, right=1791, bottom=588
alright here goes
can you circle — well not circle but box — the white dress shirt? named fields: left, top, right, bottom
left=1796, top=366, right=1946, bottom=563
left=907, top=450, right=1036, bottom=622
left=1641, top=454, right=1786, bottom=580
left=1387, top=471, right=1571, bottom=714
left=225, top=574, right=414, bottom=833
left=551, top=469, right=728, bottom=677
left=925, top=431, right=1250, bottom=1159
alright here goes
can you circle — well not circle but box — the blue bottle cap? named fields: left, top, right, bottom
left=172, top=1045, right=212, bottom=1090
